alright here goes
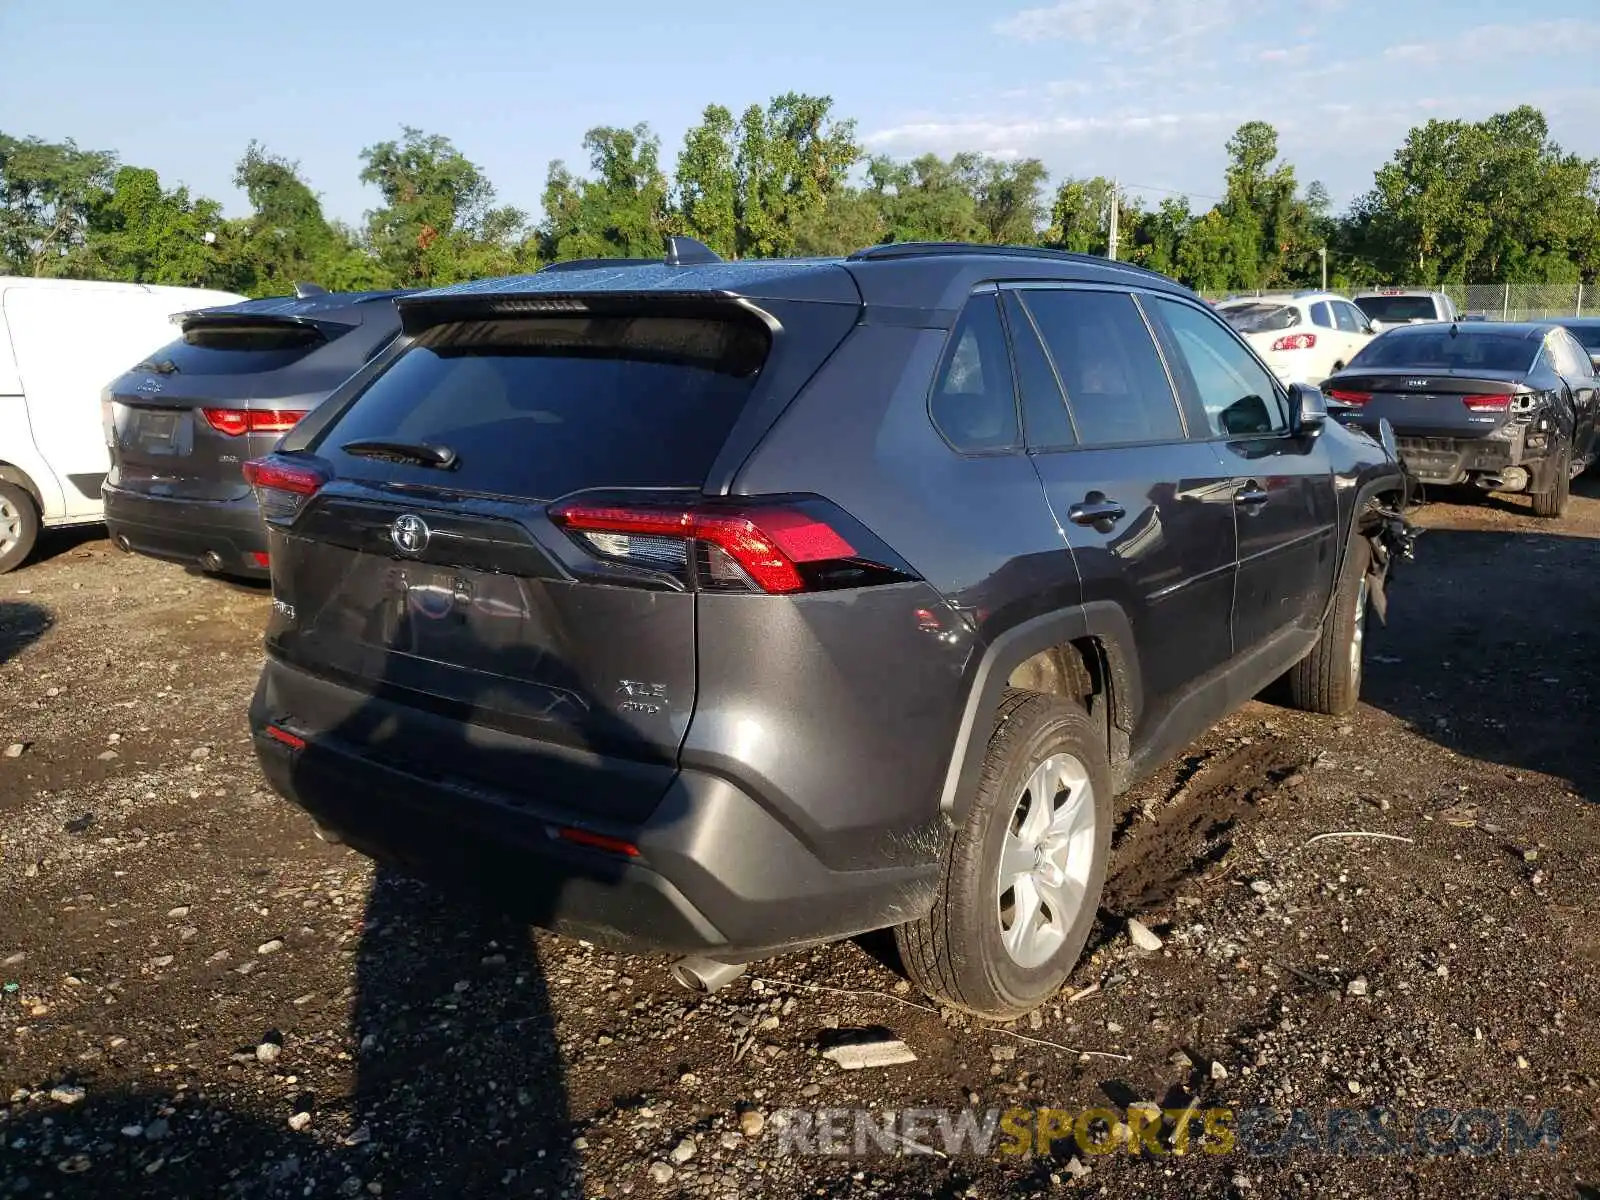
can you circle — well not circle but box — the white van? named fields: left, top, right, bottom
left=0, top=277, right=245, bottom=571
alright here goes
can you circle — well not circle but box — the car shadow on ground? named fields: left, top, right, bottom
left=0, top=599, right=52, bottom=664
left=1361, top=513, right=1599, bottom=804
left=2, top=619, right=597, bottom=1196
left=0, top=872, right=580, bottom=1200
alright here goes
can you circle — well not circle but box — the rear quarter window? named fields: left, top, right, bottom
left=315, top=313, right=770, bottom=498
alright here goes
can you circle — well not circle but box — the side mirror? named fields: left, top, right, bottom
left=1367, top=318, right=1386, bottom=334
left=1289, top=382, right=1327, bottom=437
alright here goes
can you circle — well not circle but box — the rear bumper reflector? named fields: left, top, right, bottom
left=264, top=725, right=306, bottom=751
left=555, top=826, right=641, bottom=858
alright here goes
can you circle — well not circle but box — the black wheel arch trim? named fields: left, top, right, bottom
left=939, top=601, right=1142, bottom=819
left=0, top=464, right=43, bottom=513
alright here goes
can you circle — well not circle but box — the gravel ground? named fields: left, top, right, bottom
left=1, top=480, right=1597, bottom=1199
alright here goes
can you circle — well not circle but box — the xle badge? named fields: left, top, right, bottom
left=617, top=680, right=668, bottom=715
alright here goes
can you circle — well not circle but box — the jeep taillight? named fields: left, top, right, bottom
left=548, top=497, right=918, bottom=594
left=243, top=455, right=327, bottom=525
left=204, top=408, right=309, bottom=436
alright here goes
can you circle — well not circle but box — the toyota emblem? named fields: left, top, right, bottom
left=391, top=514, right=430, bottom=555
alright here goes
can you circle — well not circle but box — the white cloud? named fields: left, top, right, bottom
left=994, top=0, right=1255, bottom=49
left=1386, top=18, right=1600, bottom=64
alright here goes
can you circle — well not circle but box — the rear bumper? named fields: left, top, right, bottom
left=1388, top=434, right=1543, bottom=486
left=103, top=484, right=268, bottom=578
left=248, top=658, right=943, bottom=958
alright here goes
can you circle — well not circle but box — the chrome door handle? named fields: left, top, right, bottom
left=1235, top=485, right=1270, bottom=508
left=1067, top=496, right=1127, bottom=527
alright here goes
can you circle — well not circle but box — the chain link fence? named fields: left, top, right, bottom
left=1204, top=284, right=1594, bottom=320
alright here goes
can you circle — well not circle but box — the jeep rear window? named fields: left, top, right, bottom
left=1353, top=295, right=1439, bottom=322
left=316, top=313, right=770, bottom=499
left=137, top=321, right=334, bottom=376
left=1218, top=303, right=1299, bottom=333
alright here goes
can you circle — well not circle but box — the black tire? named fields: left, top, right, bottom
left=1531, top=452, right=1571, bottom=519
left=1286, top=534, right=1370, bottom=716
left=895, top=689, right=1113, bottom=1020
left=0, top=482, right=39, bottom=574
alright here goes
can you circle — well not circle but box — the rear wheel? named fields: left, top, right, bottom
left=1286, top=534, right=1370, bottom=716
left=896, top=689, right=1112, bottom=1020
left=1531, top=451, right=1571, bottom=519
left=0, top=483, right=39, bottom=574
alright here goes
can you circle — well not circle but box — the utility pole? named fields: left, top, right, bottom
left=1106, top=179, right=1119, bottom=261
left=1318, top=246, right=1327, bottom=291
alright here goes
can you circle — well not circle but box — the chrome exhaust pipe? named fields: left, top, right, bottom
left=199, top=550, right=225, bottom=572
left=1475, top=466, right=1528, bottom=493
left=312, top=823, right=343, bottom=845
left=112, top=533, right=132, bottom=553
left=670, top=956, right=747, bottom=993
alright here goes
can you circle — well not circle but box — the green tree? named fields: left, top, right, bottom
left=360, top=127, right=525, bottom=286
left=80, top=165, right=224, bottom=285
left=1347, top=106, right=1600, bottom=284
left=675, top=105, right=739, bottom=258
left=0, top=134, right=117, bottom=276
left=962, top=155, right=1048, bottom=244
left=867, top=154, right=980, bottom=244
left=224, top=143, right=387, bottom=295
left=734, top=93, right=860, bottom=257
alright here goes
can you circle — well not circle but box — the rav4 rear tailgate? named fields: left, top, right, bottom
left=256, top=283, right=863, bottom=821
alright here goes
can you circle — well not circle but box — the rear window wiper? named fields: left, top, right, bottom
left=133, top=358, right=179, bottom=374
left=340, top=439, right=459, bottom=469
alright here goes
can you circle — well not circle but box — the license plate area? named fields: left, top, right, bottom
left=126, top=406, right=192, bottom=457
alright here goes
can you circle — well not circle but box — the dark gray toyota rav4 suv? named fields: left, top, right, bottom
left=246, top=239, right=1411, bottom=1018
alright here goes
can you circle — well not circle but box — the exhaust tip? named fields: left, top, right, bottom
left=199, top=550, right=225, bottom=572
left=112, top=533, right=132, bottom=554
left=670, top=956, right=747, bottom=994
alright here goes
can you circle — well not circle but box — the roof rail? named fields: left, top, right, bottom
left=845, top=241, right=1173, bottom=280
left=293, top=282, right=328, bottom=298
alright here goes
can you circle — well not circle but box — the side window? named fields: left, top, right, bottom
left=1149, top=297, right=1288, bottom=437
left=1001, top=292, right=1074, bottom=449
left=1018, top=288, right=1185, bottom=447
left=1310, top=302, right=1333, bottom=329
left=1333, top=302, right=1365, bottom=333
left=929, top=295, right=1020, bottom=453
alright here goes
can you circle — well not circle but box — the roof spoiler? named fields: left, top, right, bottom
left=538, top=235, right=723, bottom=274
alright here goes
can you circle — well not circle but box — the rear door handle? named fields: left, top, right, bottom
left=1235, top=484, right=1270, bottom=508
left=1067, top=495, right=1127, bottom=527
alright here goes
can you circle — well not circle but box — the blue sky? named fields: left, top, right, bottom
left=3, top=0, right=1598, bottom=227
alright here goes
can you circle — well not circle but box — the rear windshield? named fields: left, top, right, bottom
left=317, top=313, right=771, bottom=499
left=1348, top=330, right=1536, bottom=373
left=1354, top=295, right=1440, bottom=323
left=137, top=321, right=333, bottom=376
left=1219, top=303, right=1299, bottom=333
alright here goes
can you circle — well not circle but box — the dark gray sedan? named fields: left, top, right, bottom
left=1323, top=321, right=1598, bottom=518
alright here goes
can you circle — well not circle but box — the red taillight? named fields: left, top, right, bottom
left=1326, top=388, right=1372, bottom=406
left=251, top=551, right=270, bottom=568
left=203, top=408, right=309, bottom=437
left=1462, top=394, right=1510, bottom=413
left=548, top=499, right=898, bottom=595
left=264, top=724, right=306, bottom=751
left=243, top=456, right=327, bottom=525
left=1271, top=333, right=1317, bottom=352
left=556, top=827, right=640, bottom=858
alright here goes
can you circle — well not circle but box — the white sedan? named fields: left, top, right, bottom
left=1214, top=291, right=1379, bottom=386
